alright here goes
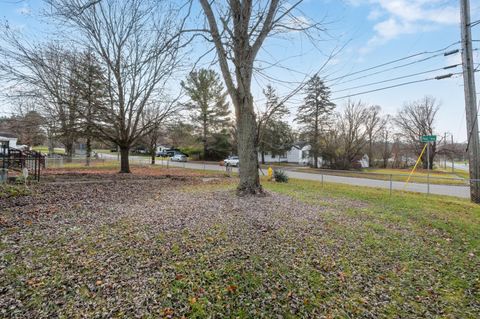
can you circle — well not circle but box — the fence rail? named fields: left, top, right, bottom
left=47, top=154, right=474, bottom=199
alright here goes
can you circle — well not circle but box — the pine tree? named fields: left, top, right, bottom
left=181, top=69, right=231, bottom=160
left=74, top=49, right=108, bottom=166
left=295, top=75, right=335, bottom=168
left=257, top=85, right=292, bottom=164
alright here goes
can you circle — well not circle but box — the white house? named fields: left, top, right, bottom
left=258, top=142, right=322, bottom=166
left=0, top=132, right=18, bottom=153
left=155, top=145, right=169, bottom=153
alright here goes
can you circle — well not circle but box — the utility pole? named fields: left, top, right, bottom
left=460, top=0, right=480, bottom=203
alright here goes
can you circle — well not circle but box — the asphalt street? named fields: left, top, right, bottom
left=98, top=154, right=470, bottom=199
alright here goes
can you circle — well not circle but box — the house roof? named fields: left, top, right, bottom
left=291, top=141, right=308, bottom=149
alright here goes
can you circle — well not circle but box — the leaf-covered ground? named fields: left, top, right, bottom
left=1, top=167, right=479, bottom=318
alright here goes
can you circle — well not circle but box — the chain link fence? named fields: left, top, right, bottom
left=45, top=154, right=474, bottom=199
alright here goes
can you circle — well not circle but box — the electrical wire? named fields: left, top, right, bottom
left=333, top=64, right=461, bottom=94
left=331, top=72, right=463, bottom=101
left=325, top=41, right=460, bottom=84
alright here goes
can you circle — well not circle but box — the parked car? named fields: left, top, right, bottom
left=171, top=154, right=187, bottom=162
left=157, top=148, right=187, bottom=157
left=223, top=156, right=239, bottom=167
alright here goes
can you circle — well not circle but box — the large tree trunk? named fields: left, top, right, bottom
left=85, top=137, right=91, bottom=166
left=119, top=146, right=130, bottom=173
left=236, top=98, right=262, bottom=195
left=150, top=147, right=155, bottom=165
left=65, top=141, right=74, bottom=163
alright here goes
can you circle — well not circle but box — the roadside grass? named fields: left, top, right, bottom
left=1, top=169, right=479, bottom=317
left=290, top=167, right=467, bottom=185
left=32, top=146, right=65, bottom=154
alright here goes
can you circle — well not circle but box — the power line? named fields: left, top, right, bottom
left=325, top=41, right=460, bottom=84
left=329, top=50, right=462, bottom=87
left=333, top=64, right=461, bottom=94
left=331, top=72, right=463, bottom=101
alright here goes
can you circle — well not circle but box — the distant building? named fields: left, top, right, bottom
left=0, top=132, right=18, bottom=153
left=259, top=141, right=370, bottom=168
left=258, top=142, right=322, bottom=166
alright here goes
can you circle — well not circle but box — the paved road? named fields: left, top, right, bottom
left=98, top=154, right=470, bottom=198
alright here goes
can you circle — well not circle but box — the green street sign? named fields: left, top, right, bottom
left=420, top=135, right=437, bottom=142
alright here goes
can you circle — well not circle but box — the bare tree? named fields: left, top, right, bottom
left=47, top=0, right=187, bottom=173
left=394, top=96, right=439, bottom=169
left=198, top=0, right=326, bottom=194
left=378, top=116, right=392, bottom=168
left=364, top=105, right=385, bottom=167
left=141, top=99, right=180, bottom=165
left=0, top=38, right=84, bottom=160
left=335, top=100, right=369, bottom=169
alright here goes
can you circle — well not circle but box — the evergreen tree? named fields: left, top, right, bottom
left=295, top=75, right=335, bottom=168
left=181, top=69, right=231, bottom=160
left=257, top=85, right=292, bottom=164
left=74, top=49, right=108, bottom=166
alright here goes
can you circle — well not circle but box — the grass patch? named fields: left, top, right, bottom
left=291, top=167, right=467, bottom=185
left=32, top=146, right=65, bottom=154
left=0, top=183, right=30, bottom=198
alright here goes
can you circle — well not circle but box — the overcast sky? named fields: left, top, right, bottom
left=1, top=0, right=479, bottom=142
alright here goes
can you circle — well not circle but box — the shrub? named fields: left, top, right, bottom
left=273, top=169, right=289, bottom=183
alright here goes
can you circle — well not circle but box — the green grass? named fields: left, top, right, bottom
left=32, top=146, right=65, bottom=154
left=0, top=183, right=30, bottom=198
left=262, top=178, right=480, bottom=317
left=290, top=167, right=467, bottom=185
left=2, top=170, right=479, bottom=317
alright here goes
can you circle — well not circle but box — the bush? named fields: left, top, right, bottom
left=273, top=169, right=289, bottom=183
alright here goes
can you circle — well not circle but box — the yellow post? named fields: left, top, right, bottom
left=403, top=143, right=428, bottom=190
left=267, top=167, right=273, bottom=181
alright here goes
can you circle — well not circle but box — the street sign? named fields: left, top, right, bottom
left=420, top=135, right=437, bottom=142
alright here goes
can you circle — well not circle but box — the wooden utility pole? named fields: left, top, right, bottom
left=460, top=0, right=480, bottom=203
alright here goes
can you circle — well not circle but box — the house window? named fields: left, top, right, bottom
left=272, top=154, right=276, bottom=158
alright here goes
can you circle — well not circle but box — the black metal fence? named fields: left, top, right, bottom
left=0, top=146, right=44, bottom=182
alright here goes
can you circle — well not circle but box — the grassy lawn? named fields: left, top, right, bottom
left=32, top=146, right=65, bottom=154
left=288, top=167, right=467, bottom=186
left=1, top=167, right=479, bottom=317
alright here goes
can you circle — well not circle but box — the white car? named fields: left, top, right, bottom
left=224, top=156, right=239, bottom=167
left=171, top=154, right=187, bottom=162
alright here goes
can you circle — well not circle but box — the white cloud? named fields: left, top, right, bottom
left=367, top=9, right=382, bottom=20
left=354, top=0, right=459, bottom=53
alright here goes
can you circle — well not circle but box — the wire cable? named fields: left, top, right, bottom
left=331, top=72, right=463, bottom=101
left=333, top=64, right=461, bottom=94
left=325, top=41, right=460, bottom=84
